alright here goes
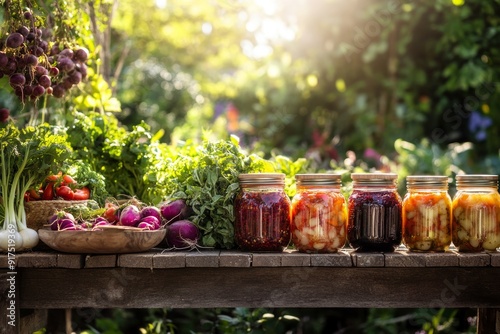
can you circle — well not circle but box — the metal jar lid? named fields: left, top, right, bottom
left=456, top=174, right=498, bottom=188
left=351, top=172, right=398, bottom=186
left=406, top=175, right=450, bottom=189
left=295, top=173, right=342, bottom=186
left=238, top=173, right=286, bottom=186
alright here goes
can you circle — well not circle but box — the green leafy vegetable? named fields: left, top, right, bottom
left=165, top=136, right=273, bottom=249
left=0, top=122, right=71, bottom=251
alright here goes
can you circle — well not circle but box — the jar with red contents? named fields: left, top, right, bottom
left=402, top=175, right=452, bottom=252
left=452, top=174, right=500, bottom=252
left=291, top=173, right=347, bottom=253
left=347, top=173, right=402, bottom=252
left=234, top=173, right=291, bottom=251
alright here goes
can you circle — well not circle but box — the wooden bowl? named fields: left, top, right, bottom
left=38, top=226, right=166, bottom=254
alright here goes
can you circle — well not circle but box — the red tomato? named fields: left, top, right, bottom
left=29, top=188, right=42, bottom=200
left=73, top=187, right=90, bottom=200
left=46, top=173, right=62, bottom=183
left=103, top=205, right=119, bottom=223
left=42, top=183, right=55, bottom=200
left=62, top=174, right=77, bottom=186
left=56, top=185, right=75, bottom=200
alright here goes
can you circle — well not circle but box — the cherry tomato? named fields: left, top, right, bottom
left=29, top=188, right=42, bottom=200
left=46, top=172, right=62, bottom=183
left=73, top=186, right=90, bottom=200
left=103, top=205, right=119, bottom=223
left=56, top=185, right=75, bottom=200
left=42, top=183, right=55, bottom=200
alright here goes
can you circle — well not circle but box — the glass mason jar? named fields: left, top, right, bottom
left=402, top=176, right=452, bottom=252
left=347, top=173, right=402, bottom=252
left=234, top=173, right=291, bottom=251
left=452, top=174, right=500, bottom=252
left=291, top=173, right=347, bottom=253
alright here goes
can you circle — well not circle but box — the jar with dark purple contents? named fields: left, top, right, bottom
left=234, top=173, right=291, bottom=251
left=347, top=173, right=402, bottom=252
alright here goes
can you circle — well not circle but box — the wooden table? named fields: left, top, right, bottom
left=1, top=248, right=500, bottom=334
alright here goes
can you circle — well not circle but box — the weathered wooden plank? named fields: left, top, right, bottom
left=18, top=267, right=500, bottom=309
left=424, top=252, right=459, bottom=267
left=84, top=255, right=117, bottom=268
left=19, top=309, right=47, bottom=334
left=251, top=253, right=282, bottom=267
left=0, top=254, right=8, bottom=269
left=490, top=252, right=500, bottom=267
left=457, top=253, right=491, bottom=267
left=118, top=252, right=156, bottom=268
left=219, top=251, right=252, bottom=267
left=351, top=252, right=384, bottom=267
left=477, top=308, right=500, bottom=334
left=281, top=250, right=311, bottom=267
left=17, top=252, right=57, bottom=268
left=310, top=251, right=352, bottom=267
left=57, top=254, right=83, bottom=268
left=153, top=252, right=186, bottom=268
left=185, top=250, right=220, bottom=267
left=384, top=251, right=427, bottom=267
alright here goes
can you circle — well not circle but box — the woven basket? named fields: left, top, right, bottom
left=25, top=200, right=88, bottom=231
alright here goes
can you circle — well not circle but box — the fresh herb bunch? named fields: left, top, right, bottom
left=64, top=160, right=108, bottom=206
left=166, top=136, right=273, bottom=249
left=66, top=111, right=170, bottom=204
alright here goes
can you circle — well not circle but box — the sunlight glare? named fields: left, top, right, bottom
left=155, top=0, right=167, bottom=9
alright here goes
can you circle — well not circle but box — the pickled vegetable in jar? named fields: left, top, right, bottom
left=402, top=175, right=452, bottom=252
left=234, top=173, right=291, bottom=252
left=291, top=174, right=347, bottom=253
left=452, top=174, right=500, bottom=252
left=347, top=173, right=402, bottom=252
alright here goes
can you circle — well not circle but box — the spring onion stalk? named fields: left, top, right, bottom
left=0, top=122, right=71, bottom=251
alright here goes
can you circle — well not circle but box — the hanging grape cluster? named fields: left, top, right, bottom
left=0, top=9, right=89, bottom=103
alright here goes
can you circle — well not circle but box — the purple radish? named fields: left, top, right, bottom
left=119, top=205, right=141, bottom=227
left=165, top=220, right=200, bottom=249
left=160, top=199, right=190, bottom=223
left=140, top=206, right=162, bottom=221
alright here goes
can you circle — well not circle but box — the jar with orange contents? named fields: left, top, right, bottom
left=291, top=174, right=347, bottom=253
left=452, top=174, right=500, bottom=252
left=402, top=175, right=452, bottom=252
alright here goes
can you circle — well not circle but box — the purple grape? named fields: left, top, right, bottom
left=57, top=57, right=75, bottom=72
left=49, top=66, right=59, bottom=76
left=50, top=44, right=60, bottom=56
left=59, top=48, right=74, bottom=59
left=32, top=85, right=45, bottom=97
left=24, top=54, right=38, bottom=67
left=75, top=63, right=87, bottom=78
left=67, top=71, right=82, bottom=85
left=17, top=26, right=29, bottom=37
left=61, top=79, right=73, bottom=90
left=35, top=65, right=48, bottom=76
left=38, top=75, right=51, bottom=88
left=52, top=85, right=65, bottom=98
left=4, top=59, right=17, bottom=75
left=0, top=108, right=10, bottom=123
left=0, top=52, right=8, bottom=68
left=6, top=33, right=24, bottom=48
left=46, top=86, right=53, bottom=95
left=23, top=85, right=33, bottom=96
left=9, top=73, right=26, bottom=87
left=74, top=48, right=88, bottom=62
left=26, top=32, right=36, bottom=42
left=23, top=11, right=33, bottom=20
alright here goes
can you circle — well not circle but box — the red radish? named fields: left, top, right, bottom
left=137, top=221, right=155, bottom=230
left=165, top=220, right=200, bottom=249
left=119, top=204, right=141, bottom=227
left=51, top=218, right=76, bottom=231
left=160, top=199, right=190, bottom=223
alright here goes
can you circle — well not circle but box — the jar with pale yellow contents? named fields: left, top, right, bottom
left=291, top=174, right=347, bottom=253
left=402, top=176, right=452, bottom=252
left=452, top=174, right=500, bottom=252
